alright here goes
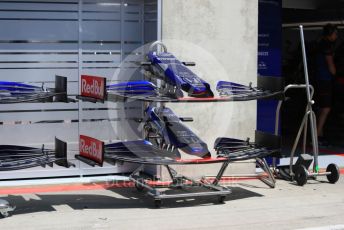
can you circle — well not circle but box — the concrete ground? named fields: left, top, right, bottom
left=0, top=177, right=344, bottom=230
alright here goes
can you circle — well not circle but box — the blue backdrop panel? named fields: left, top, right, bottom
left=257, top=0, right=282, bottom=164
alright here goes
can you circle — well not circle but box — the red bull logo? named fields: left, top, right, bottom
left=79, top=135, right=104, bottom=165
left=81, top=75, right=106, bottom=100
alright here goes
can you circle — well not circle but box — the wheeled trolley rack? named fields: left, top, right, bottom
left=273, top=25, right=340, bottom=185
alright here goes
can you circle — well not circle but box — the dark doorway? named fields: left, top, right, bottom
left=282, top=0, right=344, bottom=156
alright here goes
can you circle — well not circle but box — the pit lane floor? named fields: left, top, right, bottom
left=0, top=176, right=344, bottom=230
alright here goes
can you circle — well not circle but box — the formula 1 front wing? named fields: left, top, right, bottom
left=75, top=135, right=277, bottom=166
left=0, top=138, right=74, bottom=171
left=0, top=75, right=73, bottom=104
left=105, top=80, right=282, bottom=102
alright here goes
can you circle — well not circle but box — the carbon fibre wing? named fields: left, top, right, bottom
left=0, top=138, right=74, bottom=171
left=0, top=75, right=73, bottom=104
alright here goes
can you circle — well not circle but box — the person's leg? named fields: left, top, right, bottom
left=317, top=107, right=331, bottom=137
left=315, top=80, right=332, bottom=144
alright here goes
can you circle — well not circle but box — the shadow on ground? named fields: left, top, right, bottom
left=2, top=186, right=263, bottom=217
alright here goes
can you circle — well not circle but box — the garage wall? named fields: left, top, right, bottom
left=162, top=0, right=258, bottom=151
left=156, top=0, right=258, bottom=177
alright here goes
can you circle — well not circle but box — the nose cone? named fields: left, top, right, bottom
left=181, top=142, right=210, bottom=158
left=187, top=86, right=214, bottom=98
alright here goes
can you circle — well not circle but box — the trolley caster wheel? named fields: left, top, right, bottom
left=326, top=164, right=340, bottom=184
left=0, top=200, right=14, bottom=218
left=294, top=165, right=308, bottom=186
left=0, top=212, right=9, bottom=218
left=218, top=195, right=226, bottom=204
left=154, top=199, right=162, bottom=208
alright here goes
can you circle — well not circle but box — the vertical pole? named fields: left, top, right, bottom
left=299, top=26, right=312, bottom=102
left=299, top=25, right=319, bottom=172
left=120, top=0, right=124, bottom=63
left=141, top=1, right=145, bottom=47
left=157, top=0, right=162, bottom=41
left=78, top=0, right=83, bottom=178
left=141, top=1, right=145, bottom=141
left=157, top=0, right=163, bottom=179
left=273, top=100, right=283, bottom=169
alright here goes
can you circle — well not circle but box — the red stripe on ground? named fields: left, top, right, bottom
left=318, top=148, right=344, bottom=157
left=0, top=182, right=133, bottom=195
left=0, top=171, right=342, bottom=195
left=0, top=176, right=259, bottom=195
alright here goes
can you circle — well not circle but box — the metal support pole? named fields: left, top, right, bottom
left=302, top=111, right=309, bottom=154
left=213, top=161, right=230, bottom=186
left=289, top=111, right=310, bottom=176
left=299, top=25, right=319, bottom=173
left=256, top=158, right=276, bottom=188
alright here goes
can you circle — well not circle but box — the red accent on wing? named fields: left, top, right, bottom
left=175, top=157, right=228, bottom=164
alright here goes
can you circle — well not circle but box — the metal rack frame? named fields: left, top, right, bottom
left=129, top=163, right=231, bottom=207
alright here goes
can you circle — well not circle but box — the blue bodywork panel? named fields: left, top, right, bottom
left=0, top=81, right=39, bottom=90
left=107, top=140, right=153, bottom=148
left=146, top=106, right=210, bottom=158
left=107, top=81, right=158, bottom=96
left=0, top=76, right=68, bottom=103
left=147, top=52, right=214, bottom=98
left=0, top=81, right=41, bottom=95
